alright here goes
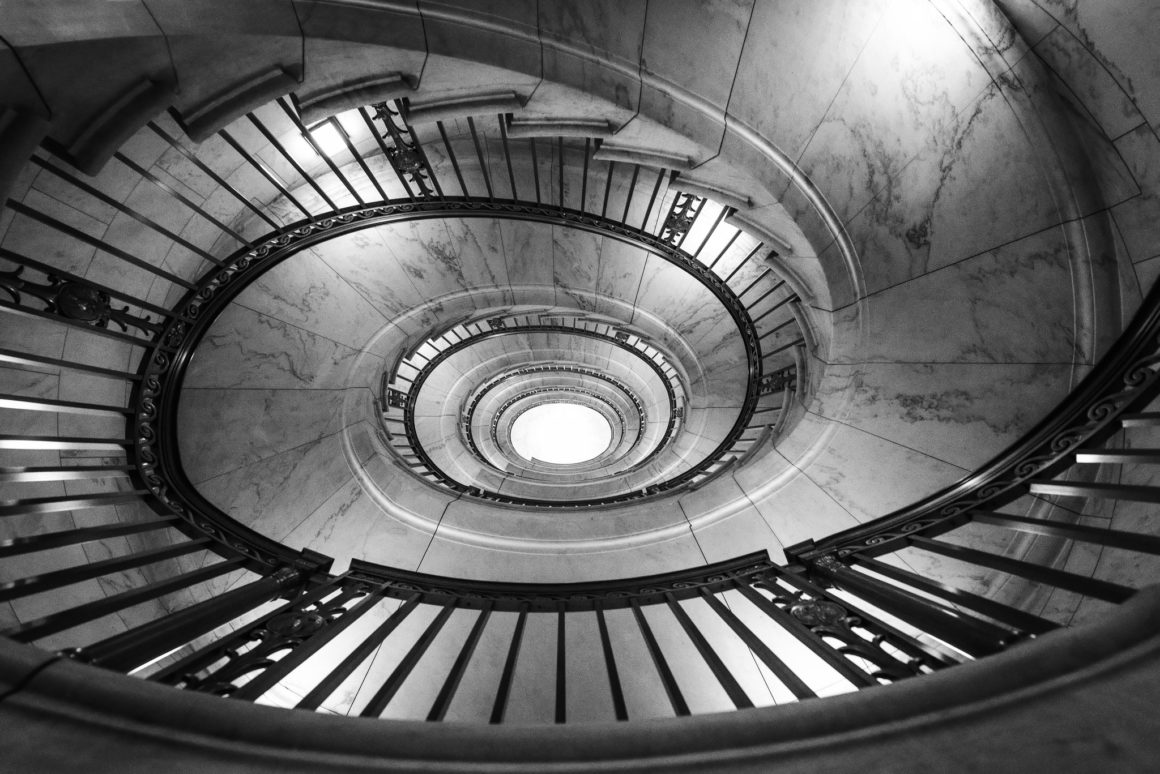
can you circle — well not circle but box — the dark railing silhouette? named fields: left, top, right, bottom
left=3, top=91, right=1157, bottom=725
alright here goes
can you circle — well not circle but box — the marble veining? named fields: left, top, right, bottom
left=184, top=304, right=362, bottom=390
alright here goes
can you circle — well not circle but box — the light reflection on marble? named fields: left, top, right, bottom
left=793, top=2, right=990, bottom=226
left=841, top=81, right=1065, bottom=295
left=727, top=0, right=888, bottom=164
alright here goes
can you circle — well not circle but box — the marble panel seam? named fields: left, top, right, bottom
left=803, top=408, right=972, bottom=473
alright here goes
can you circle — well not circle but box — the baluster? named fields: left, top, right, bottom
left=907, top=535, right=1135, bottom=603
left=360, top=603, right=456, bottom=718
left=230, top=581, right=390, bottom=701
left=555, top=604, right=567, bottom=724
left=489, top=604, right=528, bottom=724
left=152, top=575, right=349, bottom=686
left=851, top=553, right=1057, bottom=635
left=427, top=603, right=492, bottom=721
left=629, top=599, right=690, bottom=717
left=0, top=538, right=211, bottom=602
left=664, top=592, right=753, bottom=710
left=295, top=593, right=421, bottom=710
left=75, top=564, right=310, bottom=673
left=730, top=581, right=879, bottom=689
left=698, top=587, right=816, bottom=700
left=595, top=603, right=628, bottom=721
left=808, top=556, right=1014, bottom=657
left=5, top=558, right=245, bottom=643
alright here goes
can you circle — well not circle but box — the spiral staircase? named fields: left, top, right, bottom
left=3, top=1, right=1160, bottom=770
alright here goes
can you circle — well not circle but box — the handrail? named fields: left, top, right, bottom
left=789, top=277, right=1160, bottom=564
left=4, top=586, right=1160, bottom=771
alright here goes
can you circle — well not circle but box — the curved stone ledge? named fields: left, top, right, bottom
left=3, top=586, right=1160, bottom=772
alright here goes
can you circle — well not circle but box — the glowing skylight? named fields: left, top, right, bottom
left=510, top=402, right=612, bottom=465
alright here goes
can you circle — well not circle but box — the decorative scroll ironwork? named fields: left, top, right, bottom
left=386, top=388, right=408, bottom=409
left=0, top=266, right=160, bottom=336
left=163, top=580, right=374, bottom=695
left=494, top=386, right=626, bottom=446
left=660, top=191, right=703, bottom=245
left=372, top=101, right=437, bottom=197
left=393, top=323, right=693, bottom=507
left=758, top=364, right=796, bottom=396
left=755, top=569, right=949, bottom=680
left=468, top=363, right=647, bottom=451
left=789, top=308, right=1160, bottom=561
left=346, top=551, right=777, bottom=612
left=130, top=199, right=769, bottom=565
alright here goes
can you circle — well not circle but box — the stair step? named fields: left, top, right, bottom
left=1120, top=412, right=1160, bottom=427
left=1076, top=449, right=1160, bottom=464
left=1030, top=480, right=1160, bottom=503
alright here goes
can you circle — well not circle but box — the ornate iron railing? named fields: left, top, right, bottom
left=8, top=90, right=1160, bottom=726
left=786, top=277, right=1160, bottom=652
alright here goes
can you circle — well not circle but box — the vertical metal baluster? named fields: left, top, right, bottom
left=403, top=100, right=445, bottom=198
left=629, top=599, right=689, bottom=716
left=360, top=603, right=456, bottom=718
left=722, top=243, right=764, bottom=284
left=595, top=604, right=628, bottom=721
left=77, top=565, right=309, bottom=673
left=231, top=581, right=391, bottom=701
left=665, top=593, right=753, bottom=709
left=295, top=594, right=422, bottom=711
left=427, top=604, right=493, bottom=721
left=359, top=106, right=416, bottom=199
left=330, top=116, right=389, bottom=202
left=29, top=156, right=225, bottom=265
left=698, top=587, right=816, bottom=700
left=555, top=604, right=567, bottom=724
left=580, top=138, right=591, bottom=212
left=246, top=112, right=340, bottom=212
left=490, top=605, right=528, bottom=723
left=278, top=97, right=364, bottom=204
left=218, top=127, right=315, bottom=218
left=621, top=163, right=640, bottom=224
left=810, top=558, right=1013, bottom=657
left=601, top=159, right=616, bottom=218
left=640, top=168, right=667, bottom=231
left=690, top=204, right=731, bottom=260
left=6, top=201, right=200, bottom=287
left=851, top=553, right=1056, bottom=635
left=707, top=230, right=740, bottom=271
left=466, top=116, right=493, bottom=199
left=150, top=575, right=349, bottom=685
left=437, top=120, right=470, bottom=196
left=498, top=115, right=518, bottom=199
left=0, top=538, right=211, bottom=601
left=674, top=197, right=706, bottom=251
left=108, top=150, right=257, bottom=248
left=8, top=558, right=244, bottom=643
left=557, top=136, right=566, bottom=209
left=152, top=117, right=282, bottom=229
left=529, top=137, right=542, bottom=204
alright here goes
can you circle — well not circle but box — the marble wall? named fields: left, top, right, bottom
left=0, top=0, right=1153, bottom=597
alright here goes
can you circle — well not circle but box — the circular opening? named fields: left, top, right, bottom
left=510, top=402, right=613, bottom=465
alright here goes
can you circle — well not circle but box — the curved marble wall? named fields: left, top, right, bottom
left=1, top=0, right=1154, bottom=591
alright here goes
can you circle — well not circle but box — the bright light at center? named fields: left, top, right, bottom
left=307, top=121, right=347, bottom=157
left=510, top=403, right=612, bottom=465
